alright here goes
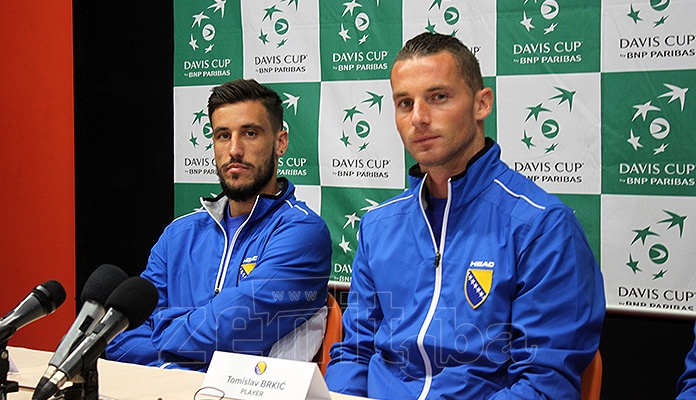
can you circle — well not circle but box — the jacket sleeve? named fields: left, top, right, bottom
left=677, top=322, right=696, bottom=398
left=489, top=206, right=605, bottom=399
left=105, top=227, right=174, bottom=366
left=149, top=218, right=331, bottom=365
left=106, top=225, right=184, bottom=366
left=104, top=319, right=161, bottom=366
left=324, top=224, right=381, bottom=397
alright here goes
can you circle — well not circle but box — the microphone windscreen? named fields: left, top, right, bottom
left=104, top=277, right=158, bottom=330
left=80, top=264, right=128, bottom=304
left=34, top=280, right=67, bottom=313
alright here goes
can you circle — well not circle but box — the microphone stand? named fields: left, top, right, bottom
left=56, top=360, right=99, bottom=400
left=0, top=341, right=19, bottom=400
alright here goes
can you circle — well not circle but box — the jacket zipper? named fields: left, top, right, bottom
left=213, top=197, right=259, bottom=295
left=416, top=178, right=451, bottom=400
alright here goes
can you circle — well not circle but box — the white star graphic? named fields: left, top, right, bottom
left=659, top=83, right=688, bottom=111
left=359, top=34, right=369, bottom=45
left=189, top=34, right=198, bottom=50
left=339, top=235, right=352, bottom=253
left=632, top=101, right=661, bottom=121
left=544, top=23, right=557, bottom=35
left=282, top=93, right=300, bottom=115
left=360, top=198, right=379, bottom=212
left=627, top=129, right=643, bottom=151
left=520, top=11, right=534, bottom=31
left=343, top=213, right=361, bottom=229
left=205, top=44, right=214, bottom=53
left=338, top=23, right=351, bottom=41
left=208, top=0, right=226, bottom=18
left=342, top=0, right=362, bottom=17
left=192, top=12, right=210, bottom=28
left=653, top=143, right=669, bottom=155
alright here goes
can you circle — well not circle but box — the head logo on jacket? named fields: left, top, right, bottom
left=466, top=261, right=494, bottom=309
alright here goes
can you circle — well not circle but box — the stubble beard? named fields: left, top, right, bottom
left=217, top=150, right=276, bottom=203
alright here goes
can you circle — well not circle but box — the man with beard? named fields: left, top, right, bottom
left=105, top=79, right=332, bottom=371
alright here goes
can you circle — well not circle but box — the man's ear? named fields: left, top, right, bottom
left=276, top=130, right=289, bottom=156
left=475, top=87, right=494, bottom=122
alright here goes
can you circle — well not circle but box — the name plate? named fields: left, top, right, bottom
left=201, top=351, right=330, bottom=400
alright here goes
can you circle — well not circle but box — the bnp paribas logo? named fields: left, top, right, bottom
left=520, top=85, right=576, bottom=155
left=626, top=83, right=688, bottom=156
left=187, top=0, right=227, bottom=54
left=519, top=0, right=562, bottom=36
left=336, top=0, right=379, bottom=45
left=625, top=209, right=687, bottom=280
left=186, top=91, right=300, bottom=151
left=423, top=0, right=462, bottom=36
left=339, top=91, right=385, bottom=152
left=257, top=1, right=300, bottom=48
left=626, top=0, right=672, bottom=28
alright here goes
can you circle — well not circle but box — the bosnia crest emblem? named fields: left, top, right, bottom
left=465, top=268, right=493, bottom=309
left=239, top=263, right=256, bottom=281
left=255, top=361, right=267, bottom=375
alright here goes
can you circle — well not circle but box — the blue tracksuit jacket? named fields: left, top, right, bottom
left=105, top=178, right=331, bottom=370
left=325, top=139, right=605, bottom=399
left=677, top=322, right=696, bottom=398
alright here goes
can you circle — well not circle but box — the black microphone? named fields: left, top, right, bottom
left=36, top=264, right=128, bottom=391
left=0, top=280, right=66, bottom=343
left=32, top=276, right=158, bottom=400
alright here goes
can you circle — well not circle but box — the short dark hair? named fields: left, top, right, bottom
left=207, top=79, right=284, bottom=132
left=394, top=32, right=483, bottom=93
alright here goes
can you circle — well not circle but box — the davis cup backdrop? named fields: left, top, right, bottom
left=173, top=0, right=696, bottom=318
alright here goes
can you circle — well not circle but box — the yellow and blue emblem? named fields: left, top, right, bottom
left=254, top=361, right=267, bottom=375
left=239, top=263, right=256, bottom=281
left=465, top=267, right=493, bottom=309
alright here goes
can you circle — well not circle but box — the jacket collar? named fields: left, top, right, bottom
left=408, top=138, right=506, bottom=206
left=200, top=177, right=294, bottom=223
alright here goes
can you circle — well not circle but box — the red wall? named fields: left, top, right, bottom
left=0, top=1, right=76, bottom=350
